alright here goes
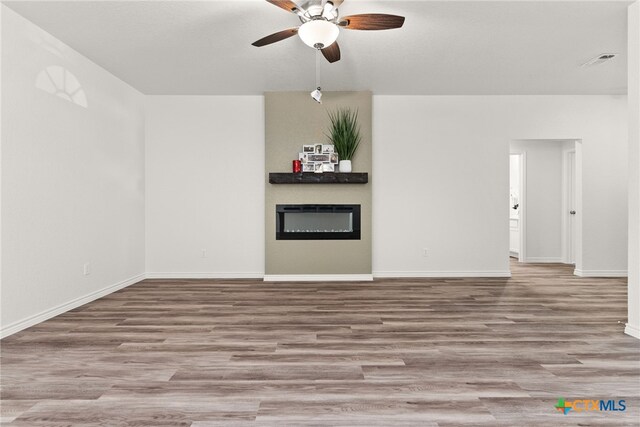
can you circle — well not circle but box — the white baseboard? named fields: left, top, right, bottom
left=625, top=323, right=640, bottom=339
left=522, top=257, right=563, bottom=263
left=373, top=271, right=511, bottom=278
left=0, top=273, right=145, bottom=339
left=145, top=272, right=264, bottom=279
left=264, top=274, right=373, bottom=282
left=574, top=269, right=628, bottom=277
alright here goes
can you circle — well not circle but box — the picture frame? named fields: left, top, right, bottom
left=296, top=144, right=337, bottom=174
left=308, top=153, right=330, bottom=163
left=322, top=162, right=335, bottom=172
left=322, top=145, right=334, bottom=154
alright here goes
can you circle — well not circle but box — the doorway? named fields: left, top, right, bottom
left=509, top=140, right=580, bottom=269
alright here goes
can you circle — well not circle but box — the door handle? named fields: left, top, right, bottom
left=570, top=210, right=576, bottom=215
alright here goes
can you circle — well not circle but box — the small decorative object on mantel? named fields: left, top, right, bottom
left=297, top=143, right=338, bottom=173
left=327, top=108, right=361, bottom=173
left=292, top=160, right=302, bottom=173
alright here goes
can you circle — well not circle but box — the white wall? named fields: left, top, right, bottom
left=145, top=95, right=626, bottom=279
left=1, top=6, right=146, bottom=336
left=627, top=1, right=640, bottom=339
left=511, top=140, right=564, bottom=262
left=145, top=96, right=264, bottom=277
left=372, top=96, right=627, bottom=277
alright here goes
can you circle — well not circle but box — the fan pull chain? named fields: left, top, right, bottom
left=310, top=49, right=322, bottom=103
left=315, top=49, right=321, bottom=90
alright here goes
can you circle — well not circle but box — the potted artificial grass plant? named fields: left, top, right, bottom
left=327, top=108, right=362, bottom=173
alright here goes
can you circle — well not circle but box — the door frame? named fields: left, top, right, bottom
left=509, top=151, right=527, bottom=262
left=562, top=147, right=577, bottom=264
left=511, top=139, right=581, bottom=270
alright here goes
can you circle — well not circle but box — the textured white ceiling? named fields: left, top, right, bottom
left=2, top=0, right=630, bottom=95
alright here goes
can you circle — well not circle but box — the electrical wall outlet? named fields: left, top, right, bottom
left=422, top=248, right=429, bottom=257
left=201, top=249, right=207, bottom=258
left=83, top=262, right=91, bottom=276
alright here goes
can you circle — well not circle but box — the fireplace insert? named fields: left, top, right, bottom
left=276, top=204, right=361, bottom=240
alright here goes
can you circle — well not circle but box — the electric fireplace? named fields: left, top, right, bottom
left=276, top=204, right=361, bottom=240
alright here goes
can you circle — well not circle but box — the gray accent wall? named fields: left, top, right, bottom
left=265, top=91, right=372, bottom=275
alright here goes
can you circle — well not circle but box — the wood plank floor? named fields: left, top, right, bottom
left=2, top=261, right=639, bottom=426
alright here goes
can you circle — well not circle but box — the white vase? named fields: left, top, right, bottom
left=339, top=160, right=352, bottom=173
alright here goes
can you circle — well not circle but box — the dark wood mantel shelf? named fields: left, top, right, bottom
left=269, top=172, right=368, bottom=184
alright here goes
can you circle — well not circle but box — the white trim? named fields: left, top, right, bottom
left=373, top=271, right=511, bottom=278
left=574, top=269, right=628, bottom=277
left=518, top=152, right=527, bottom=263
left=574, top=140, right=584, bottom=271
left=524, top=257, right=564, bottom=263
left=264, top=274, right=373, bottom=282
left=0, top=273, right=145, bottom=339
left=146, top=272, right=264, bottom=279
left=624, top=323, right=640, bottom=339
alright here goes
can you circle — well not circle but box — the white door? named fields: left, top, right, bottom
left=567, top=151, right=576, bottom=264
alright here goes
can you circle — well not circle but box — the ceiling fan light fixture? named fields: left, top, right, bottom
left=253, top=0, right=406, bottom=63
left=310, top=87, right=322, bottom=103
left=298, top=20, right=339, bottom=49
left=322, top=2, right=338, bottom=20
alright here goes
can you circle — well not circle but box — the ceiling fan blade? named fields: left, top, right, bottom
left=340, top=14, right=405, bottom=30
left=321, top=42, right=341, bottom=63
left=266, top=0, right=301, bottom=14
left=252, top=28, right=299, bottom=47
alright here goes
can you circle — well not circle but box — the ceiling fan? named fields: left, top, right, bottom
left=251, top=0, right=405, bottom=63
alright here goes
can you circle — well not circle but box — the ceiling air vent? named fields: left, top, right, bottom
left=581, top=53, right=617, bottom=67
